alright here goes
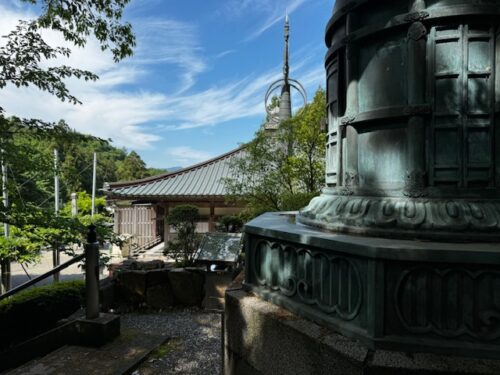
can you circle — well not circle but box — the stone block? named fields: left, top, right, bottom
left=130, top=260, right=164, bottom=270
left=225, top=289, right=364, bottom=375
left=146, top=284, right=175, bottom=309
left=146, top=268, right=170, bottom=287
left=99, top=278, right=116, bottom=312
left=224, top=288, right=500, bottom=375
left=75, top=313, right=120, bottom=347
left=225, top=349, right=263, bottom=375
left=168, top=268, right=205, bottom=306
left=365, top=350, right=500, bottom=375
left=116, top=270, right=147, bottom=302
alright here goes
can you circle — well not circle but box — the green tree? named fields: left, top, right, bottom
left=61, top=192, right=106, bottom=216
left=5, top=118, right=127, bottom=207
left=146, top=167, right=168, bottom=177
left=164, top=205, right=201, bottom=265
left=225, top=88, right=326, bottom=220
left=216, top=215, right=244, bottom=233
left=0, top=0, right=134, bottom=109
left=0, top=0, right=135, bottom=291
left=116, top=151, right=148, bottom=181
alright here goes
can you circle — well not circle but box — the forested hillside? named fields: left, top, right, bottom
left=7, top=117, right=164, bottom=208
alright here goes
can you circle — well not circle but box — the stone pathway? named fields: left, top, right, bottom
left=3, top=309, right=222, bottom=375
left=125, top=309, right=222, bottom=375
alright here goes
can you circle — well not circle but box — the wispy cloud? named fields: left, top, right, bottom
left=220, top=0, right=309, bottom=41
left=165, top=146, right=214, bottom=167
left=0, top=2, right=325, bottom=155
left=133, top=19, right=206, bottom=93
left=246, top=0, right=309, bottom=41
left=0, top=5, right=204, bottom=150
left=158, top=48, right=324, bottom=132
left=215, top=49, right=236, bottom=59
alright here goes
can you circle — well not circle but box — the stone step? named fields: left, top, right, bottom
left=4, top=329, right=166, bottom=375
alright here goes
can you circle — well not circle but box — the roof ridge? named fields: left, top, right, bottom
left=107, top=145, right=246, bottom=189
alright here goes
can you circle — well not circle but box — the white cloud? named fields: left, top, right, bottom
left=0, top=2, right=325, bottom=153
left=133, top=19, right=206, bottom=93
left=159, top=44, right=325, bottom=131
left=0, top=5, right=205, bottom=150
left=215, top=50, right=236, bottom=59
left=165, top=146, right=214, bottom=167
left=220, top=0, right=309, bottom=41
left=246, top=0, right=309, bottom=41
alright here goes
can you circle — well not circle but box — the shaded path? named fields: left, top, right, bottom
left=126, top=309, right=222, bottom=375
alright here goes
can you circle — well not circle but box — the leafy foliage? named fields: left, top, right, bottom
left=164, top=205, right=201, bottom=264
left=0, top=115, right=159, bottom=267
left=0, top=0, right=135, bottom=109
left=0, top=0, right=139, bottom=284
left=225, top=88, right=327, bottom=220
left=116, top=151, right=148, bottom=181
left=0, top=280, right=85, bottom=349
left=216, top=215, right=244, bottom=233
left=61, top=191, right=106, bottom=217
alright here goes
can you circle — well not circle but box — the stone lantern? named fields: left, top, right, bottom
left=240, top=0, right=500, bottom=360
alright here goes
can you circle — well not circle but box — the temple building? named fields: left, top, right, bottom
left=104, top=147, right=245, bottom=246
left=105, top=17, right=300, bottom=248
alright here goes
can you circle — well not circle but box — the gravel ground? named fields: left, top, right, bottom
left=123, top=309, right=222, bottom=375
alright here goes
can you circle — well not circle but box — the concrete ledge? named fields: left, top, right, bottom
left=225, top=288, right=500, bottom=375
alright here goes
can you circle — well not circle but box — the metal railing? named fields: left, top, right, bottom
left=0, top=253, right=85, bottom=301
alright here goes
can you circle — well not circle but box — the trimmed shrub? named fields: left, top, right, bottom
left=0, top=280, right=85, bottom=350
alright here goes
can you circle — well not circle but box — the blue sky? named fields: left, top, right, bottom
left=0, top=0, right=331, bottom=168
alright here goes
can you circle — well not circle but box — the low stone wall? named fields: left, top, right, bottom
left=225, top=279, right=500, bottom=375
left=107, top=260, right=205, bottom=310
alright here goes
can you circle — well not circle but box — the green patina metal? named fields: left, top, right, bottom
left=244, top=0, right=500, bottom=359
left=244, top=213, right=500, bottom=359
left=297, top=0, right=500, bottom=242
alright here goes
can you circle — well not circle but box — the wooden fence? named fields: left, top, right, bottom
left=114, top=205, right=160, bottom=247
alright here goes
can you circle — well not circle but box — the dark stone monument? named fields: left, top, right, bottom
left=228, top=1, right=500, bottom=371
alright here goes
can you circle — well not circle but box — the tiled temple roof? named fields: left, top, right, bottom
left=105, top=147, right=245, bottom=199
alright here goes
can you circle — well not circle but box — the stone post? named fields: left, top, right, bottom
left=85, top=225, right=99, bottom=320
left=71, top=192, right=78, bottom=216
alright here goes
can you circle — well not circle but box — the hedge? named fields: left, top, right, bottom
left=0, top=280, right=85, bottom=350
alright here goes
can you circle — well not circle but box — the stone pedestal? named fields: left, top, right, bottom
left=75, top=313, right=120, bottom=347
left=242, top=213, right=500, bottom=359
left=225, top=283, right=500, bottom=375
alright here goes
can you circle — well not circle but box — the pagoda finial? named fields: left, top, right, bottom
left=264, top=13, right=307, bottom=129
left=283, top=11, right=290, bottom=83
